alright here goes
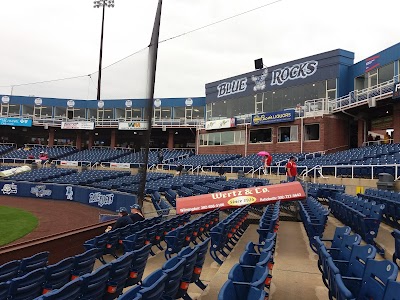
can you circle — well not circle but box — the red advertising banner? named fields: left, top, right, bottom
left=176, top=181, right=306, bottom=214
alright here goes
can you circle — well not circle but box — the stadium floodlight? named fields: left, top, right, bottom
left=93, top=0, right=115, bottom=101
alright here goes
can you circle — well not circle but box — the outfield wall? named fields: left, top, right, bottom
left=0, top=180, right=136, bottom=212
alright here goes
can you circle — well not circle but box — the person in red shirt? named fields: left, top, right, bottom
left=263, top=154, right=273, bottom=175
left=286, top=156, right=297, bottom=182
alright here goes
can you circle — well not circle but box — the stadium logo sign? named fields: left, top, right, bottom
left=31, top=185, right=52, bottom=198
left=217, top=77, right=247, bottom=98
left=1, top=183, right=18, bottom=195
left=89, top=192, right=114, bottom=207
left=271, top=60, right=318, bottom=86
left=251, top=69, right=268, bottom=92
left=67, top=100, right=75, bottom=108
left=66, top=186, right=74, bottom=200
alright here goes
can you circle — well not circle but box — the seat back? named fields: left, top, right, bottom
left=218, top=279, right=266, bottom=300
left=118, top=285, right=142, bottom=300
left=383, top=280, right=400, bottom=300
left=0, top=282, right=10, bottom=299
left=125, top=244, right=152, bottom=287
left=79, top=264, right=110, bottom=300
left=44, top=257, right=74, bottom=291
left=345, top=244, right=376, bottom=277
left=0, top=260, right=20, bottom=283
left=103, top=252, right=134, bottom=300
left=138, top=269, right=168, bottom=300
left=331, top=226, right=352, bottom=249
left=162, top=256, right=186, bottom=299
left=358, top=260, right=398, bottom=300
left=335, top=234, right=361, bottom=260
left=8, top=268, right=46, bottom=300
left=71, top=248, right=98, bottom=279
left=19, top=252, right=49, bottom=276
left=391, top=229, right=400, bottom=267
left=37, top=278, right=82, bottom=300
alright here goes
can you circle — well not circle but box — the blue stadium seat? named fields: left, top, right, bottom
left=79, top=264, right=111, bottom=300
left=124, top=244, right=152, bottom=287
left=161, top=256, right=186, bottom=299
left=103, top=252, right=133, bottom=300
left=218, top=279, right=266, bottom=300
left=228, top=263, right=269, bottom=291
left=334, top=259, right=398, bottom=300
left=18, top=252, right=49, bottom=276
left=383, top=280, right=400, bottom=300
left=123, top=269, right=168, bottom=300
left=310, top=226, right=351, bottom=254
left=43, top=257, right=74, bottom=291
left=35, top=278, right=82, bottom=300
left=0, top=260, right=20, bottom=283
left=7, top=268, right=46, bottom=300
left=0, top=282, right=10, bottom=299
left=175, top=246, right=200, bottom=299
left=392, top=229, right=400, bottom=268
left=71, top=248, right=98, bottom=279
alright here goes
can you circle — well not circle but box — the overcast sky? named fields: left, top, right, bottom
left=0, top=0, right=399, bottom=100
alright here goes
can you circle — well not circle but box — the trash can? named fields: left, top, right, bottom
left=377, top=173, right=395, bottom=190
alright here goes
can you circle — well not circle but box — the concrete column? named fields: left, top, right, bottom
left=168, top=130, right=174, bottom=150
left=48, top=127, right=55, bottom=147
left=110, top=129, right=116, bottom=148
left=76, top=131, right=82, bottom=150
left=393, top=103, right=400, bottom=143
left=357, top=119, right=365, bottom=147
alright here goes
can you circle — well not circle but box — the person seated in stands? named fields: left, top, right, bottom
left=176, top=164, right=183, bottom=176
left=283, top=134, right=290, bottom=142
left=367, top=134, right=374, bottom=141
left=129, top=204, right=145, bottom=224
left=105, top=207, right=133, bottom=232
left=157, top=149, right=164, bottom=165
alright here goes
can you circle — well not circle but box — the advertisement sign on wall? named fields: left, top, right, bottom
left=61, top=121, right=95, bottom=130
left=205, top=118, right=236, bottom=130
left=118, top=121, right=148, bottom=130
left=0, top=118, right=32, bottom=127
left=110, top=162, right=131, bottom=169
left=176, top=182, right=305, bottom=214
left=393, top=82, right=400, bottom=100
left=252, top=110, right=295, bottom=126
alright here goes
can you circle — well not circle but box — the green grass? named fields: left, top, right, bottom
left=0, top=206, right=38, bottom=246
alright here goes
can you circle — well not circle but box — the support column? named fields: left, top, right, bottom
left=393, top=103, right=400, bottom=143
left=48, top=127, right=55, bottom=147
left=357, top=119, right=365, bottom=147
left=168, top=129, right=174, bottom=150
left=88, top=132, right=94, bottom=149
left=110, top=129, right=116, bottom=148
left=76, top=131, right=82, bottom=150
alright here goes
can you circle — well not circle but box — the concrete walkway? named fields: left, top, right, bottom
left=270, top=221, right=328, bottom=300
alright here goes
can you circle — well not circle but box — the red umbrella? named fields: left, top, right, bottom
left=257, top=151, right=270, bottom=156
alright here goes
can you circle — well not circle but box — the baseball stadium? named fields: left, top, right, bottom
left=0, top=1, right=400, bottom=300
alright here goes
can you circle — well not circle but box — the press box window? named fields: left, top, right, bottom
left=304, top=124, right=320, bottom=141
left=278, top=126, right=298, bottom=142
left=249, top=128, right=272, bottom=143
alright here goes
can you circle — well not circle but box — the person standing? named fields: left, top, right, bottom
left=264, top=154, right=272, bottom=175
left=286, top=156, right=297, bottom=182
left=129, top=204, right=145, bottom=224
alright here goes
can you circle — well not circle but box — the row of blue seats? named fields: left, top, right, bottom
left=84, top=215, right=188, bottom=261
left=209, top=206, right=249, bottom=265
left=313, top=226, right=400, bottom=300
left=34, top=244, right=152, bottom=300
left=359, top=188, right=400, bottom=229
left=329, top=193, right=385, bottom=253
left=0, top=248, right=100, bottom=300
left=164, top=210, right=219, bottom=259
left=119, top=238, right=210, bottom=300
left=219, top=203, right=279, bottom=300
left=308, top=183, right=346, bottom=199
left=150, top=192, right=171, bottom=216
left=299, top=196, right=329, bottom=244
